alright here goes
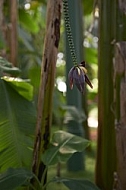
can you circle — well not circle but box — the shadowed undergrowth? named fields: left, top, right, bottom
left=47, top=127, right=97, bottom=190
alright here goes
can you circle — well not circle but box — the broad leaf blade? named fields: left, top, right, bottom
left=0, top=168, right=33, bottom=190
left=62, top=178, right=100, bottom=190
left=51, top=177, right=100, bottom=190
left=42, top=130, right=90, bottom=165
left=2, top=76, right=33, bottom=101
left=0, top=79, right=36, bottom=171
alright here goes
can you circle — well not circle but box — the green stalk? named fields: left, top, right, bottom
left=95, top=0, right=116, bottom=189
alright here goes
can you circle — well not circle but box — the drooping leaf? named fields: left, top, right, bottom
left=42, top=130, right=90, bottom=165
left=0, top=168, right=34, bottom=190
left=51, top=177, right=100, bottom=190
left=2, top=76, right=33, bottom=101
left=0, top=79, right=36, bottom=172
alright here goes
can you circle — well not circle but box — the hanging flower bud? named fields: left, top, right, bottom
left=68, top=61, right=93, bottom=93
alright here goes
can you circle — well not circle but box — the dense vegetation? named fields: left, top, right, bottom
left=0, top=0, right=126, bottom=190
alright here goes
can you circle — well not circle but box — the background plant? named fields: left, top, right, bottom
left=1, top=1, right=125, bottom=189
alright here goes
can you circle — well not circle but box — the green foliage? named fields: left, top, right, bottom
left=18, top=27, right=34, bottom=52
left=18, top=2, right=45, bottom=79
left=42, top=130, right=90, bottom=165
left=2, top=76, right=33, bottom=101
left=0, top=168, right=34, bottom=190
left=84, top=47, right=98, bottom=65
left=0, top=78, right=36, bottom=172
left=19, top=9, right=39, bottom=34
left=52, top=88, right=66, bottom=125
left=29, top=65, right=41, bottom=89
left=0, top=131, right=100, bottom=190
left=51, top=177, right=100, bottom=190
left=0, top=57, right=21, bottom=77
left=62, top=106, right=86, bottom=124
left=0, top=0, right=99, bottom=189
left=82, top=0, right=94, bottom=15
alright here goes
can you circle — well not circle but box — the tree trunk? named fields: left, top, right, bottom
left=31, top=0, right=62, bottom=188
left=0, top=0, right=4, bottom=51
left=113, top=0, right=126, bottom=188
left=95, top=0, right=116, bottom=189
left=114, top=42, right=126, bottom=190
left=0, top=0, right=18, bottom=65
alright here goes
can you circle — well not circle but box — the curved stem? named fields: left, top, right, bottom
left=63, top=0, right=78, bottom=65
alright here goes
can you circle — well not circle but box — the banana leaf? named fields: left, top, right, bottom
left=0, top=78, right=36, bottom=172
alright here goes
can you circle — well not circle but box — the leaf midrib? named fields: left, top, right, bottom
left=1, top=80, right=22, bottom=167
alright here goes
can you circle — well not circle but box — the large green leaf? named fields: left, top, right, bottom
left=0, top=79, right=36, bottom=172
left=51, top=177, right=100, bottom=190
left=2, top=76, right=33, bottom=101
left=0, top=168, right=34, bottom=190
left=42, top=130, right=90, bottom=165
